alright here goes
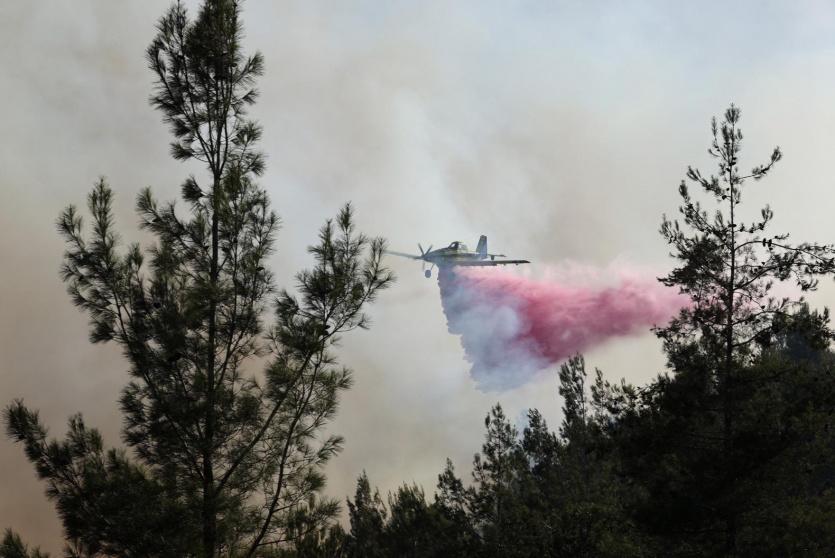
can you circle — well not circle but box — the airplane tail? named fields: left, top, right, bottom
left=476, top=235, right=487, bottom=258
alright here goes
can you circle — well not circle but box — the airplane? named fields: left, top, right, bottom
left=387, top=235, right=530, bottom=278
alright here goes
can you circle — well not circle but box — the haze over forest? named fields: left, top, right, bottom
left=4, top=1, right=835, bottom=555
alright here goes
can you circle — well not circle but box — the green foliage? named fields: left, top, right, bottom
left=575, top=105, right=835, bottom=556
left=659, top=104, right=834, bottom=365
left=345, top=471, right=475, bottom=558
left=286, top=523, right=348, bottom=558
left=346, top=472, right=387, bottom=558
left=5, top=404, right=193, bottom=556
left=0, top=530, right=49, bottom=558
left=4, top=1, right=392, bottom=556
left=147, top=0, right=264, bottom=175
left=339, top=357, right=644, bottom=558
left=330, top=326, right=835, bottom=558
left=25, top=171, right=389, bottom=557
left=10, top=177, right=391, bottom=557
left=599, top=307, right=835, bottom=557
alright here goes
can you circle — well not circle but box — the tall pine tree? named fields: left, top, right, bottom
left=5, top=1, right=392, bottom=556
left=642, top=104, right=835, bottom=554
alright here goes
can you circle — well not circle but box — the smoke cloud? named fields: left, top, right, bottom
left=438, top=264, right=687, bottom=391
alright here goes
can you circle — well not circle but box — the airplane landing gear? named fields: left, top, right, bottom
left=425, top=269, right=432, bottom=279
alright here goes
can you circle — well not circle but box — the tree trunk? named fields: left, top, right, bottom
left=203, top=173, right=220, bottom=558
left=724, top=157, right=737, bottom=556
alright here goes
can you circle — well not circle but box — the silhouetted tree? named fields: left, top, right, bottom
left=345, top=472, right=475, bottom=558
left=336, top=357, right=643, bottom=558
left=608, top=104, right=835, bottom=555
left=4, top=1, right=392, bottom=556
left=5, top=406, right=193, bottom=556
left=346, top=472, right=387, bottom=558
left=549, top=357, right=646, bottom=558
left=0, top=530, right=49, bottom=558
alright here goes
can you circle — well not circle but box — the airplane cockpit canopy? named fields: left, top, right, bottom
left=449, top=241, right=467, bottom=251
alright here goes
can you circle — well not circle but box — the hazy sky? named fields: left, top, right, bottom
left=4, top=1, right=835, bottom=552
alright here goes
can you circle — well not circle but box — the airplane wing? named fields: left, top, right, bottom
left=386, top=250, right=423, bottom=260
left=453, top=259, right=530, bottom=266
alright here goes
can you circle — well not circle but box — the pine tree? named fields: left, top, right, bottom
left=647, top=104, right=835, bottom=553
left=4, top=1, right=392, bottom=556
left=346, top=472, right=387, bottom=558
left=550, top=356, right=645, bottom=558
left=0, top=530, right=49, bottom=558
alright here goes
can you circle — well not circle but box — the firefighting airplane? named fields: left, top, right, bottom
left=387, top=235, right=530, bottom=278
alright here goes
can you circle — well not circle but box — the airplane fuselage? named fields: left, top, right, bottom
left=423, top=242, right=488, bottom=266
left=387, top=236, right=529, bottom=278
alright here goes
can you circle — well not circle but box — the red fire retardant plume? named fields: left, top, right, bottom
left=438, top=265, right=688, bottom=391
